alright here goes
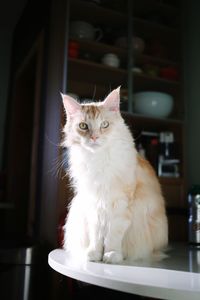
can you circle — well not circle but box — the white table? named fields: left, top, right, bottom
left=48, top=243, right=200, bottom=300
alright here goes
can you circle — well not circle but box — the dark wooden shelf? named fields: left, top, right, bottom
left=134, top=72, right=180, bottom=86
left=133, top=73, right=181, bottom=96
left=159, top=177, right=184, bottom=186
left=151, top=1, right=178, bottom=14
left=137, top=53, right=180, bottom=67
left=133, top=0, right=179, bottom=18
left=131, top=113, right=183, bottom=124
left=69, top=38, right=128, bottom=58
left=70, top=0, right=127, bottom=26
left=68, top=58, right=180, bottom=88
left=68, top=80, right=115, bottom=100
left=133, top=17, right=179, bottom=35
left=122, top=111, right=184, bottom=129
left=68, top=58, right=127, bottom=86
left=69, top=38, right=180, bottom=67
left=68, top=57, right=126, bottom=73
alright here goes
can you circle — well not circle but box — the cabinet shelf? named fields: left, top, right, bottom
left=134, top=72, right=180, bottom=86
left=122, top=111, right=184, bottom=125
left=68, top=58, right=180, bottom=88
left=159, top=177, right=184, bottom=186
left=70, top=38, right=180, bottom=67
left=133, top=0, right=179, bottom=17
left=68, top=58, right=127, bottom=86
left=133, top=17, right=179, bottom=36
left=69, top=38, right=127, bottom=58
left=71, top=0, right=127, bottom=26
left=137, top=54, right=180, bottom=67
left=68, top=57, right=126, bottom=73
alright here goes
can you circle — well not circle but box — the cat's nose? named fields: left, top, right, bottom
left=90, top=135, right=99, bottom=142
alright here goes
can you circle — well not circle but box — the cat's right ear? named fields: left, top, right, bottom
left=103, top=86, right=120, bottom=112
left=61, top=93, right=81, bottom=116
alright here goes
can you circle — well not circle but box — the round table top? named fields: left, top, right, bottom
left=48, top=243, right=200, bottom=300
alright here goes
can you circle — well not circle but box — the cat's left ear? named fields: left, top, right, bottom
left=103, top=86, right=120, bottom=112
left=61, top=93, right=81, bottom=116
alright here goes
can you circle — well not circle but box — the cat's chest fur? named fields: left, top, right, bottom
left=69, top=140, right=137, bottom=198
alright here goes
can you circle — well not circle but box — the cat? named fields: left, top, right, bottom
left=61, top=87, right=168, bottom=264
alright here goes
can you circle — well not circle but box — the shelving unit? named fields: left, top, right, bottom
left=61, top=0, right=186, bottom=241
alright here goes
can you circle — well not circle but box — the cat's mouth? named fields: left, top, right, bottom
left=89, top=141, right=100, bottom=147
left=83, top=140, right=101, bottom=151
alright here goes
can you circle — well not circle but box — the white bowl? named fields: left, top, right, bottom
left=133, top=91, right=173, bottom=118
left=101, top=53, right=120, bottom=68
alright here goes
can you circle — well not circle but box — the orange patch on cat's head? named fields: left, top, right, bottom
left=81, top=105, right=101, bottom=119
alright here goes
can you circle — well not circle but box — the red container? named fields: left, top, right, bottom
left=160, top=66, right=179, bottom=81
left=68, top=40, right=80, bottom=58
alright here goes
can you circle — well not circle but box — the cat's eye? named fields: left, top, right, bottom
left=79, top=122, right=88, bottom=130
left=101, top=121, right=109, bottom=128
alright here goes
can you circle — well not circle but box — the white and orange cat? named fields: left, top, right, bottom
left=61, top=87, right=168, bottom=264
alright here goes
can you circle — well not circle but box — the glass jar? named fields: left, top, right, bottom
left=188, top=185, right=200, bottom=245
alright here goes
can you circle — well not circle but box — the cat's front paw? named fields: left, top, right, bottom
left=103, top=251, right=123, bottom=264
left=86, top=248, right=102, bottom=262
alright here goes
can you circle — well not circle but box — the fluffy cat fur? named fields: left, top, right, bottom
left=61, top=87, right=168, bottom=264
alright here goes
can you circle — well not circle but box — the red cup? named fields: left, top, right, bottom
left=68, top=40, right=80, bottom=58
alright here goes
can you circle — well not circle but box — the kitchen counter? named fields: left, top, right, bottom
left=48, top=243, right=200, bottom=300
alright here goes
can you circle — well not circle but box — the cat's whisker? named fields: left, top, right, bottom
left=45, top=133, right=61, bottom=148
left=92, top=85, right=96, bottom=101
left=61, top=171, right=68, bottom=180
left=48, top=155, right=67, bottom=179
left=134, top=132, right=142, bottom=142
left=45, top=131, right=68, bottom=177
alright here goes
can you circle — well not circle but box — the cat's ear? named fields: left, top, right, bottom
left=61, top=93, right=81, bottom=116
left=103, top=86, right=120, bottom=112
